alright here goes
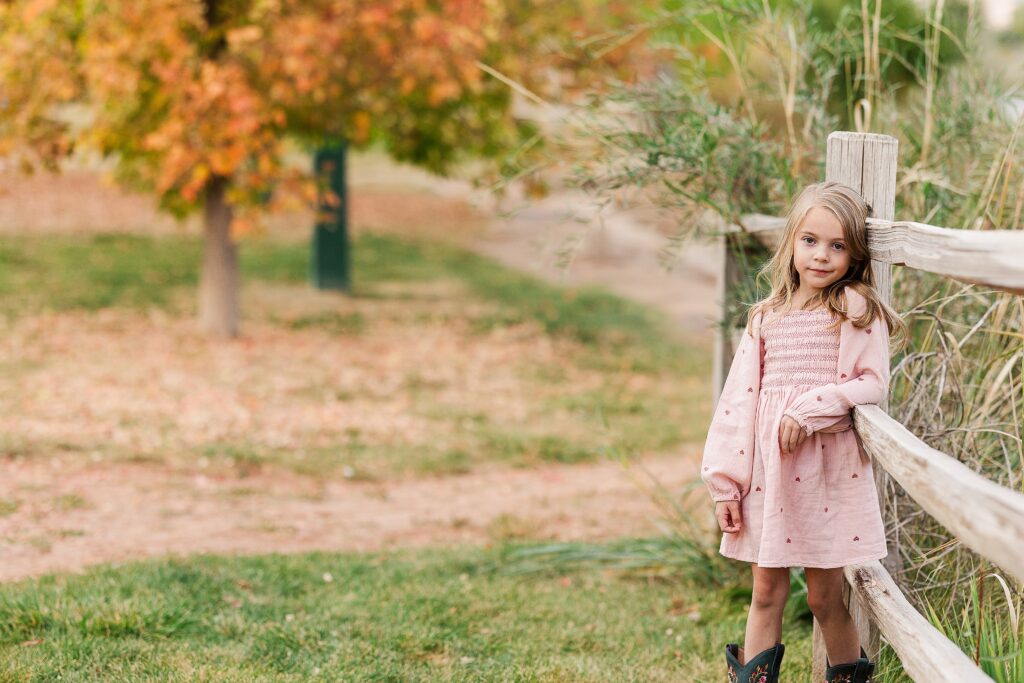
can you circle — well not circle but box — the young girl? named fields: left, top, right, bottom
left=700, top=181, right=907, bottom=683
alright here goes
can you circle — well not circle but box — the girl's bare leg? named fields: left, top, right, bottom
left=804, top=567, right=861, bottom=664
left=743, top=565, right=791, bottom=662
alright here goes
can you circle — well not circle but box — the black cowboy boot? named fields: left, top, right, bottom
left=825, top=647, right=875, bottom=682
left=725, top=642, right=785, bottom=683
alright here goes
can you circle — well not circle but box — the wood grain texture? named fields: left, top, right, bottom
left=845, top=560, right=995, bottom=682
left=865, top=218, right=1024, bottom=294
left=727, top=216, right=1024, bottom=295
left=855, top=404, right=1024, bottom=584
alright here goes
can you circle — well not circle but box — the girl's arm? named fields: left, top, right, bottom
left=782, top=309, right=891, bottom=437
left=700, top=318, right=761, bottom=503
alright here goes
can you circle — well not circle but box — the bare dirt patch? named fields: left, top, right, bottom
left=0, top=294, right=706, bottom=582
left=1, top=288, right=673, bottom=477
left=0, top=452, right=700, bottom=583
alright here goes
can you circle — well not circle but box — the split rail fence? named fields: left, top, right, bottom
left=711, top=131, right=1024, bottom=681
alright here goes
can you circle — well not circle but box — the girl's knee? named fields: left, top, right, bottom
left=751, top=569, right=790, bottom=611
left=806, top=584, right=845, bottom=619
left=751, top=589, right=788, bottom=612
left=804, top=567, right=848, bottom=619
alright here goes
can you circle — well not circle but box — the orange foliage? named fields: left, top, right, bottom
left=0, top=0, right=652, bottom=220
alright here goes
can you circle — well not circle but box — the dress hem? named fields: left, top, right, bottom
left=719, top=548, right=888, bottom=569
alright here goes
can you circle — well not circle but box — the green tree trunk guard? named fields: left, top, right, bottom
left=312, top=142, right=351, bottom=292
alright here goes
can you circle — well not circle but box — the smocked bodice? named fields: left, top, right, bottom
left=760, top=308, right=839, bottom=388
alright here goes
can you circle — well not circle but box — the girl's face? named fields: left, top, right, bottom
left=792, top=206, right=851, bottom=292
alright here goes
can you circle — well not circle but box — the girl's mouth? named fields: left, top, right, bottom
left=810, top=268, right=831, bottom=275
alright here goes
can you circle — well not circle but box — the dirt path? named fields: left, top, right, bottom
left=348, top=150, right=722, bottom=336
left=0, top=153, right=719, bottom=582
left=0, top=452, right=698, bottom=583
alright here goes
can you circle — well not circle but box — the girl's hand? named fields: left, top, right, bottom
left=715, top=501, right=742, bottom=534
left=779, top=415, right=809, bottom=455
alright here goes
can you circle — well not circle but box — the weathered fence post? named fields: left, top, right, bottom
left=714, top=230, right=767, bottom=408
left=813, top=131, right=899, bottom=679
left=713, top=234, right=741, bottom=407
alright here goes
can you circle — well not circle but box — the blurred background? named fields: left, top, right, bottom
left=0, top=0, right=1022, bottom=680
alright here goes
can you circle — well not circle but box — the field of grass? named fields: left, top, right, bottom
left=0, top=231, right=689, bottom=366
left=0, top=231, right=709, bottom=479
left=0, top=541, right=816, bottom=682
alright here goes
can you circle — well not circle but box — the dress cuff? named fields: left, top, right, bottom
left=711, top=487, right=742, bottom=503
left=783, top=408, right=813, bottom=437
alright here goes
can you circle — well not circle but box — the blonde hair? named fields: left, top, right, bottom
left=745, top=181, right=908, bottom=349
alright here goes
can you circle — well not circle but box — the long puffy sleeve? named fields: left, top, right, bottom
left=782, top=288, right=891, bottom=436
left=700, top=312, right=763, bottom=503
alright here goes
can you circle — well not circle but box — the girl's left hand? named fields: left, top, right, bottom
left=779, top=415, right=808, bottom=455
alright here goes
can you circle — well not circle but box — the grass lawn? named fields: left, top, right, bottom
left=0, top=541, right=815, bottom=682
left=0, top=231, right=710, bottom=479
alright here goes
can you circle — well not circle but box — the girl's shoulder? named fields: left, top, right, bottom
left=840, top=284, right=884, bottom=324
left=744, top=301, right=770, bottom=337
left=842, top=285, right=866, bottom=317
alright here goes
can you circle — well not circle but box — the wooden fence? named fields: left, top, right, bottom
left=712, top=131, right=1024, bottom=681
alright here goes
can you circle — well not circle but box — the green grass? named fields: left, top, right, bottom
left=0, top=541, right=813, bottom=682
left=0, top=234, right=200, bottom=312
left=0, top=232, right=685, bottom=367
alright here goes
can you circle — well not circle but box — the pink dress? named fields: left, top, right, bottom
left=700, top=285, right=889, bottom=569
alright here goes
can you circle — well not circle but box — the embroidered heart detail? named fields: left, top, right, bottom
left=866, top=328, right=872, bottom=334
left=824, top=506, right=829, bottom=512
left=816, top=395, right=822, bottom=401
left=853, top=535, right=860, bottom=541
left=739, top=449, right=744, bottom=454
left=795, top=476, right=801, bottom=482
left=704, top=466, right=709, bottom=471
left=841, top=373, right=847, bottom=378
left=755, top=486, right=761, bottom=491
left=725, top=409, right=731, bottom=414
left=780, top=507, right=784, bottom=512
left=852, top=473, right=859, bottom=478
left=747, top=387, right=753, bottom=392
left=858, top=377, right=864, bottom=381
left=786, top=538, right=792, bottom=543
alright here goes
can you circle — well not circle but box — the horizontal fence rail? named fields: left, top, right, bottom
left=845, top=560, right=995, bottom=682
left=854, top=404, right=1024, bottom=585
left=864, top=218, right=1024, bottom=294
left=722, top=214, right=1024, bottom=295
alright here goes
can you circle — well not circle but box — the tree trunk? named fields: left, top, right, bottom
left=199, top=177, right=239, bottom=338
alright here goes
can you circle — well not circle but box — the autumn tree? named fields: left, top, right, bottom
left=0, top=0, right=651, bottom=337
